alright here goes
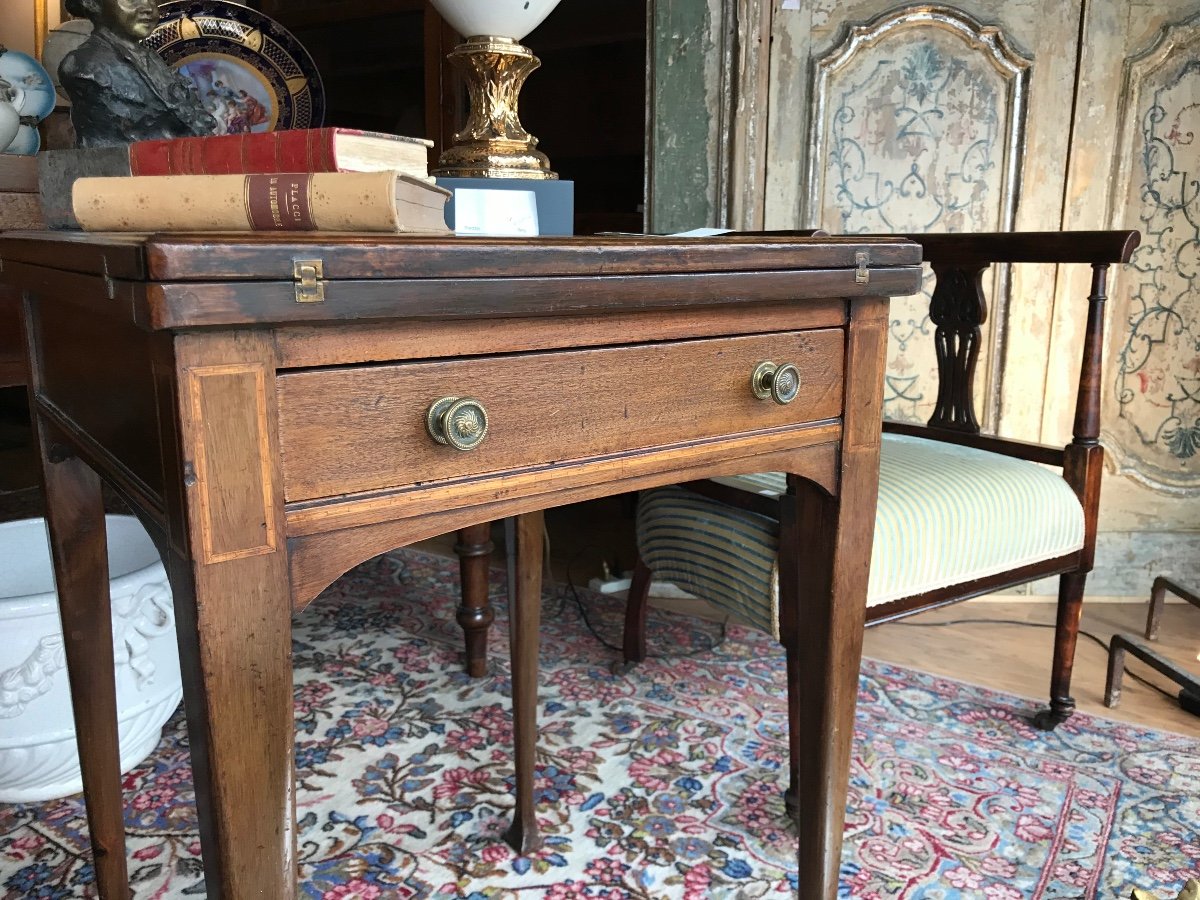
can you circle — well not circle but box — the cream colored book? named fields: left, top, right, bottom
left=71, top=171, right=451, bottom=233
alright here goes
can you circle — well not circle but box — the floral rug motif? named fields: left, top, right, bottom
left=2, top=550, right=1198, bottom=899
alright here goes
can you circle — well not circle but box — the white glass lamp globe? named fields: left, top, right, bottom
left=426, top=0, right=564, bottom=178
left=428, top=0, right=562, bottom=41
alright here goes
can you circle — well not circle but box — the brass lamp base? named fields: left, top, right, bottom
left=433, top=36, right=557, bottom=180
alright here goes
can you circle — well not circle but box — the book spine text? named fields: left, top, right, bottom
left=245, top=174, right=316, bottom=230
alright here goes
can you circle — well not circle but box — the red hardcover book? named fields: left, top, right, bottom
left=127, top=129, right=433, bottom=179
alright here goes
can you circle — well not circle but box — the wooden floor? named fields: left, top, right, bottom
left=864, top=600, right=1200, bottom=736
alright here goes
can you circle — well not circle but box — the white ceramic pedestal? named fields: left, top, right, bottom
left=0, top=515, right=182, bottom=803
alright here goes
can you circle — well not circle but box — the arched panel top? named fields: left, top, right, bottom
left=803, top=5, right=1032, bottom=427
left=805, top=4, right=1033, bottom=235
left=815, top=5, right=1033, bottom=81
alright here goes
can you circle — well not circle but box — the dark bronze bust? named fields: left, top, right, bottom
left=59, top=0, right=217, bottom=147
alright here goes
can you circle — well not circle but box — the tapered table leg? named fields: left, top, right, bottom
left=164, top=550, right=296, bottom=898
left=779, top=480, right=871, bottom=896
left=778, top=296, right=888, bottom=899
left=160, top=332, right=297, bottom=898
left=503, top=511, right=544, bottom=855
left=455, top=522, right=495, bottom=677
left=35, top=439, right=129, bottom=899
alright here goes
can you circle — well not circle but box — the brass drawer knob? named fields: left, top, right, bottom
left=426, top=396, right=489, bottom=451
left=751, top=361, right=801, bottom=405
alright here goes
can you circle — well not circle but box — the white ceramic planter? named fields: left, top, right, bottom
left=0, top=516, right=182, bottom=803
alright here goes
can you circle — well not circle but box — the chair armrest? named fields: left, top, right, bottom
left=906, top=231, right=1139, bottom=266
left=884, top=230, right=1141, bottom=436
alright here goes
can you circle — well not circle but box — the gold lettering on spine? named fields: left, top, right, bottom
left=245, top=173, right=314, bottom=229
left=269, top=175, right=283, bottom=229
left=283, top=179, right=304, bottom=228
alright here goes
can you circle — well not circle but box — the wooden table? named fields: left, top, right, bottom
left=0, top=231, right=921, bottom=899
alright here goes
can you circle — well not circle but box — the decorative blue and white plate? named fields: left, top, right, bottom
left=148, top=0, right=325, bottom=134
left=3, top=125, right=41, bottom=155
left=0, top=46, right=56, bottom=121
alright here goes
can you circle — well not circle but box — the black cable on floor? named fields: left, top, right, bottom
left=556, top=546, right=727, bottom=658
left=894, top=617, right=1181, bottom=702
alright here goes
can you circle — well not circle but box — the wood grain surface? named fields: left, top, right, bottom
left=277, top=329, right=844, bottom=501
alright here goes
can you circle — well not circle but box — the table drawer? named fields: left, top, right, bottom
left=277, top=329, right=844, bottom=501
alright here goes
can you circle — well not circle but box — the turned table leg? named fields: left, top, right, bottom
left=455, top=522, right=495, bottom=677
left=503, top=511, right=544, bottom=855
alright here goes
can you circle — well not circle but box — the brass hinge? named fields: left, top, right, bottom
left=293, top=259, right=325, bottom=303
left=855, top=251, right=870, bottom=285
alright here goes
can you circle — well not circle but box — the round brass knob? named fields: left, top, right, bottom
left=426, top=396, right=489, bottom=451
left=751, top=360, right=801, bottom=405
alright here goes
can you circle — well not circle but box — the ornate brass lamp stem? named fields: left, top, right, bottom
left=433, top=36, right=556, bottom=180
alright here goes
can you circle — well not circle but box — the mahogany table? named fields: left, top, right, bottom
left=0, top=231, right=921, bottom=899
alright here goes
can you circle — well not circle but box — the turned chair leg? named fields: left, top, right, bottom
left=455, top=522, right=494, bottom=678
left=615, top=556, right=652, bottom=674
left=1035, top=570, right=1086, bottom=730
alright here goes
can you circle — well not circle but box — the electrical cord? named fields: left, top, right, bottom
left=555, top=545, right=727, bottom=658
left=894, top=617, right=1182, bottom=703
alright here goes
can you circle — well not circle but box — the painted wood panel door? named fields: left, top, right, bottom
left=762, top=1, right=1081, bottom=436
left=758, top=0, right=1198, bottom=594
left=1056, top=0, right=1200, bottom=594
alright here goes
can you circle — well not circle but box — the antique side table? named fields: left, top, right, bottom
left=0, top=231, right=922, bottom=899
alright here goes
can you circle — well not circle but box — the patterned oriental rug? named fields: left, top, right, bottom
left=2, top=551, right=1199, bottom=899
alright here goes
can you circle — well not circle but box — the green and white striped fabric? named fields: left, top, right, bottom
left=636, top=433, right=1086, bottom=640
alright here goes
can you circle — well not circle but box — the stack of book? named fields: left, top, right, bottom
left=39, top=128, right=452, bottom=234
left=0, top=156, right=46, bottom=230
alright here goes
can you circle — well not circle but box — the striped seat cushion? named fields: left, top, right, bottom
left=637, top=433, right=1086, bottom=639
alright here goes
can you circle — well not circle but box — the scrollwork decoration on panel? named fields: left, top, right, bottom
left=806, top=6, right=1030, bottom=426
left=1105, top=15, right=1200, bottom=494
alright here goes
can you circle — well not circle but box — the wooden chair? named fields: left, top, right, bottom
left=622, top=230, right=1140, bottom=732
